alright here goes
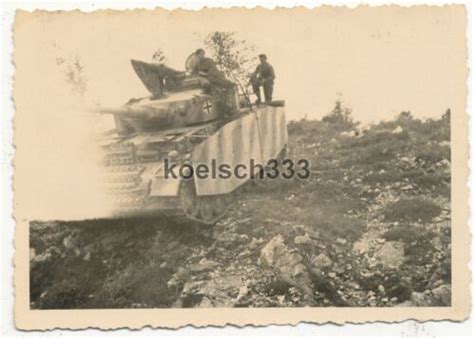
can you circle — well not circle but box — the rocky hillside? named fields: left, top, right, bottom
left=30, top=111, right=451, bottom=309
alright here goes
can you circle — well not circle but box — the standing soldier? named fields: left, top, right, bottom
left=249, top=54, right=275, bottom=103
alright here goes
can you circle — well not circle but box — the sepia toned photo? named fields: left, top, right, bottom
left=13, top=5, right=469, bottom=329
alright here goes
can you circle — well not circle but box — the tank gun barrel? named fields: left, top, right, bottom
left=95, top=104, right=158, bottom=119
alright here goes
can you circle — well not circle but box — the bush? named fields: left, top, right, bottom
left=322, top=98, right=358, bottom=131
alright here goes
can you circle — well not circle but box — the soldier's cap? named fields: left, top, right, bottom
left=258, top=54, right=267, bottom=59
left=196, top=48, right=205, bottom=54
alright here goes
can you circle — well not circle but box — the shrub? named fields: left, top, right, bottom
left=322, top=97, right=358, bottom=131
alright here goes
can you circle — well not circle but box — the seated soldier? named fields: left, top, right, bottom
left=187, top=49, right=237, bottom=117
left=193, top=49, right=234, bottom=88
left=192, top=49, right=217, bottom=76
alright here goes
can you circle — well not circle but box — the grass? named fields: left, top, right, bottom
left=302, top=207, right=365, bottom=242
left=98, top=262, right=178, bottom=308
left=384, top=198, right=441, bottom=223
left=382, top=225, right=438, bottom=266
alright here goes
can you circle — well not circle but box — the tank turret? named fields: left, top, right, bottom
left=98, top=59, right=239, bottom=135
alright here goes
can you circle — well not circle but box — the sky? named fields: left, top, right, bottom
left=13, top=6, right=466, bottom=220
left=17, top=6, right=467, bottom=123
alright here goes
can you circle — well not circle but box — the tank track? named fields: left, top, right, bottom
left=178, top=177, right=242, bottom=224
left=177, top=146, right=288, bottom=224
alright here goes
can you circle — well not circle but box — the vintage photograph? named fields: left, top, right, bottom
left=13, top=5, right=468, bottom=329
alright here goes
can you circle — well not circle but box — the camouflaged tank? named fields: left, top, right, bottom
left=98, top=57, right=287, bottom=223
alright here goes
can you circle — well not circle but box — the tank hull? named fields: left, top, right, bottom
left=102, top=106, right=287, bottom=223
left=192, top=106, right=287, bottom=195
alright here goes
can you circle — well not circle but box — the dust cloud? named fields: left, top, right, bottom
left=14, top=50, right=113, bottom=221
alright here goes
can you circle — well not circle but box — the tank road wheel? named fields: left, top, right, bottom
left=279, top=145, right=288, bottom=161
left=198, top=197, right=215, bottom=223
left=178, top=178, right=237, bottom=224
left=179, top=179, right=199, bottom=218
left=213, top=196, right=225, bottom=215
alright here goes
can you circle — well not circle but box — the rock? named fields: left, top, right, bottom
left=353, top=239, right=370, bottom=254
left=275, top=250, right=304, bottom=278
left=333, top=264, right=345, bottom=274
left=63, top=234, right=76, bottom=250
left=314, top=242, right=327, bottom=250
left=396, top=300, right=413, bottom=307
left=190, top=258, right=219, bottom=272
left=392, top=126, right=403, bottom=134
left=32, top=251, right=52, bottom=264
left=347, top=281, right=360, bottom=290
left=398, top=286, right=450, bottom=307
left=167, top=150, right=179, bottom=159
left=437, top=159, right=450, bottom=167
left=374, top=241, right=404, bottom=268
left=400, top=156, right=415, bottom=164
left=311, top=253, right=333, bottom=269
left=236, top=283, right=249, bottom=301
left=167, top=267, right=190, bottom=288
left=259, top=235, right=286, bottom=267
left=124, top=240, right=136, bottom=248
left=98, top=232, right=130, bottom=252
left=237, top=217, right=252, bottom=224
left=292, top=224, right=306, bottom=235
left=340, top=130, right=356, bottom=138
left=431, top=279, right=444, bottom=289
left=260, top=235, right=313, bottom=297
left=83, top=252, right=91, bottom=261
left=30, top=248, right=36, bottom=260
left=180, top=280, right=206, bottom=297
left=249, top=237, right=261, bottom=249
left=165, top=240, right=180, bottom=251
left=195, top=275, right=245, bottom=307
left=216, top=232, right=248, bottom=248
left=409, top=291, right=433, bottom=306
left=432, top=284, right=451, bottom=306
left=328, top=272, right=336, bottom=278
left=294, top=234, right=312, bottom=245
left=386, top=282, right=413, bottom=302
left=336, top=237, right=347, bottom=245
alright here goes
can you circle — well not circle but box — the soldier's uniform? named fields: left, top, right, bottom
left=194, top=57, right=237, bottom=117
left=251, top=61, right=275, bottom=103
left=194, top=57, right=234, bottom=89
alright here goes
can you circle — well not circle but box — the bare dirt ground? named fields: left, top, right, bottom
left=30, top=111, right=451, bottom=309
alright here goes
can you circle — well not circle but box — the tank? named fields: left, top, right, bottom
left=98, top=58, right=288, bottom=224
